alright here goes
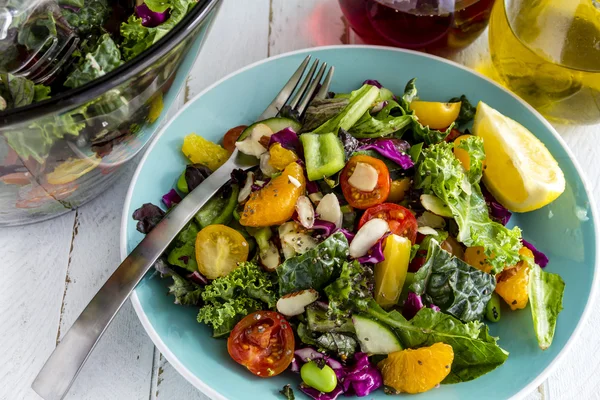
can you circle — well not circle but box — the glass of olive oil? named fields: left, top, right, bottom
left=488, top=0, right=600, bottom=124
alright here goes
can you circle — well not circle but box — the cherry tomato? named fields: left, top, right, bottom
left=340, top=155, right=390, bottom=210
left=228, top=311, right=295, bottom=378
left=359, top=203, right=418, bottom=243
left=195, top=224, right=249, bottom=279
left=223, top=125, right=248, bottom=152
left=445, top=128, right=463, bottom=143
left=410, top=101, right=461, bottom=130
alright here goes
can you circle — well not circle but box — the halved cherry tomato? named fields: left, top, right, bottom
left=410, top=101, right=461, bottom=130
left=195, top=224, right=249, bottom=279
left=228, top=311, right=295, bottom=378
left=340, top=155, right=390, bottom=210
left=223, top=125, right=248, bottom=153
left=359, top=203, right=418, bottom=243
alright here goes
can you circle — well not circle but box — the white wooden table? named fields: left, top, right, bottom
left=2, top=1, right=599, bottom=399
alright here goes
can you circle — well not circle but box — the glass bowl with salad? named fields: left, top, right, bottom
left=0, top=0, right=221, bottom=226
left=130, top=75, right=571, bottom=398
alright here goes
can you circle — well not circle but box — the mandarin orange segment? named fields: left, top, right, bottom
left=239, top=162, right=305, bottom=227
left=378, top=343, right=454, bottom=394
left=268, top=143, right=298, bottom=170
left=495, top=259, right=530, bottom=310
left=464, top=246, right=492, bottom=273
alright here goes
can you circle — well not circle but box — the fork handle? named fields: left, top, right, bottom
left=31, top=160, right=234, bottom=400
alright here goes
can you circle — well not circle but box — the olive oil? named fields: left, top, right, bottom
left=488, top=0, right=600, bottom=124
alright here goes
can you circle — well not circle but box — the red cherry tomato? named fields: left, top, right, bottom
left=223, top=125, right=248, bottom=152
left=227, top=311, right=294, bottom=378
left=359, top=203, right=418, bottom=244
left=340, top=155, right=390, bottom=210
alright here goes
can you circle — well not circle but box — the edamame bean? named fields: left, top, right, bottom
left=485, top=292, right=502, bottom=322
left=300, top=361, right=337, bottom=393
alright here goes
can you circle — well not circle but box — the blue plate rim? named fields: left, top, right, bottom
left=119, top=44, right=600, bottom=400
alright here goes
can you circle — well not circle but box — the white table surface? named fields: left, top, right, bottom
left=2, top=1, right=600, bottom=399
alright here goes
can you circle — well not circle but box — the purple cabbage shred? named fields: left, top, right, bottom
left=522, top=239, right=549, bottom=268
left=269, top=127, right=304, bottom=157
left=306, top=181, right=320, bottom=194
left=357, top=138, right=414, bottom=169
left=356, top=233, right=389, bottom=264
left=300, top=384, right=344, bottom=400
left=186, top=271, right=208, bottom=285
left=362, top=79, right=383, bottom=88
left=403, top=292, right=424, bottom=320
left=135, top=3, right=169, bottom=27
left=162, top=189, right=182, bottom=209
left=312, top=219, right=337, bottom=238
left=342, top=352, right=383, bottom=397
left=482, top=186, right=512, bottom=226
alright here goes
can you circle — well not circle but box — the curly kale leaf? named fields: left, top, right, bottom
left=416, top=140, right=521, bottom=273
left=411, top=240, right=496, bottom=322
left=315, top=332, right=358, bottom=358
left=198, top=262, right=277, bottom=337
left=279, top=384, right=295, bottom=400
left=277, top=232, right=349, bottom=295
left=325, top=260, right=373, bottom=322
left=168, top=272, right=203, bottom=306
left=61, top=0, right=109, bottom=35
left=197, top=297, right=262, bottom=337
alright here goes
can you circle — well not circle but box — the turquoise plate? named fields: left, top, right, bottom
left=120, top=46, right=599, bottom=400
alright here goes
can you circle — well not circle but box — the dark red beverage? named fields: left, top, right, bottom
left=339, top=0, right=495, bottom=54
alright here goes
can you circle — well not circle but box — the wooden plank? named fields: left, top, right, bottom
left=57, top=161, right=156, bottom=400
left=0, top=213, right=74, bottom=400
left=269, top=0, right=346, bottom=56
left=153, top=1, right=271, bottom=398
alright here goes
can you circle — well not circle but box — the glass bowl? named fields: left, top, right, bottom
left=0, top=0, right=221, bottom=226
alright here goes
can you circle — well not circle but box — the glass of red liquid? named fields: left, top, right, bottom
left=339, top=0, right=496, bottom=54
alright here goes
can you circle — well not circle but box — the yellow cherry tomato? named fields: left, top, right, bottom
left=195, top=224, right=249, bottom=279
left=387, top=178, right=412, bottom=203
left=410, top=101, right=461, bottom=130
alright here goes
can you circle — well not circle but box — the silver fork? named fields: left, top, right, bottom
left=0, top=4, right=80, bottom=84
left=31, top=55, right=334, bottom=400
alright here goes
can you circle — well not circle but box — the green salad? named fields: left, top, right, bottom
left=133, top=78, right=566, bottom=398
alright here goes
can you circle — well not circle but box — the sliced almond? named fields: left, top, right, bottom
left=282, top=232, right=317, bottom=254
left=420, top=194, right=453, bottom=217
left=260, top=241, right=281, bottom=271
left=260, top=153, right=278, bottom=177
left=276, top=289, right=319, bottom=317
left=235, top=139, right=267, bottom=157
left=417, top=226, right=438, bottom=236
left=308, top=192, right=324, bottom=204
left=296, top=196, right=315, bottom=229
left=288, top=175, right=301, bottom=188
left=315, top=193, right=342, bottom=228
left=348, top=162, right=378, bottom=192
left=349, top=218, right=389, bottom=258
left=238, top=171, right=254, bottom=202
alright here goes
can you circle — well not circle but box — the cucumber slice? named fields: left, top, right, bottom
left=176, top=171, right=189, bottom=194
left=352, top=314, right=403, bottom=354
left=238, top=117, right=302, bottom=141
left=300, top=132, right=346, bottom=181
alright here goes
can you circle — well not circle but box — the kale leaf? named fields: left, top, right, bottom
left=325, top=260, right=373, bottom=323
left=64, top=34, right=124, bottom=89
left=277, top=232, right=349, bottom=295
left=411, top=240, right=496, bottom=322
left=315, top=332, right=358, bottom=358
left=61, top=0, right=109, bottom=36
left=448, top=95, right=477, bottom=126
left=279, top=384, right=295, bottom=400
left=168, top=271, right=203, bottom=306
left=416, top=139, right=522, bottom=273
left=366, top=303, right=509, bottom=383
left=197, top=297, right=262, bottom=337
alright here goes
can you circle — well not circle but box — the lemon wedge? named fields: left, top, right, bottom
left=473, top=102, right=565, bottom=212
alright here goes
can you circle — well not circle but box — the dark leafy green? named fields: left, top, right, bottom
left=168, top=271, right=203, bottom=306
left=311, top=84, right=380, bottom=135
left=279, top=384, right=295, bottom=400
left=348, top=101, right=412, bottom=139
left=366, top=303, right=509, bottom=383
left=325, top=260, right=374, bottom=323
left=400, top=78, right=418, bottom=111
left=297, top=322, right=318, bottom=346
left=167, top=221, right=200, bottom=272
left=315, top=332, right=358, bottom=358
left=61, top=0, right=109, bottom=35
left=416, top=139, right=522, bottom=273
left=277, top=232, right=349, bottom=295
left=18, top=9, right=58, bottom=51
left=411, top=240, right=496, bottom=322
left=448, top=95, right=476, bottom=126
left=302, top=98, right=350, bottom=133
left=64, top=34, right=124, bottom=88
left=306, top=305, right=354, bottom=333
left=528, top=263, right=565, bottom=350
left=197, top=297, right=262, bottom=337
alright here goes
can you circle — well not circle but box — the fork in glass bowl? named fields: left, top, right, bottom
left=31, top=54, right=334, bottom=400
